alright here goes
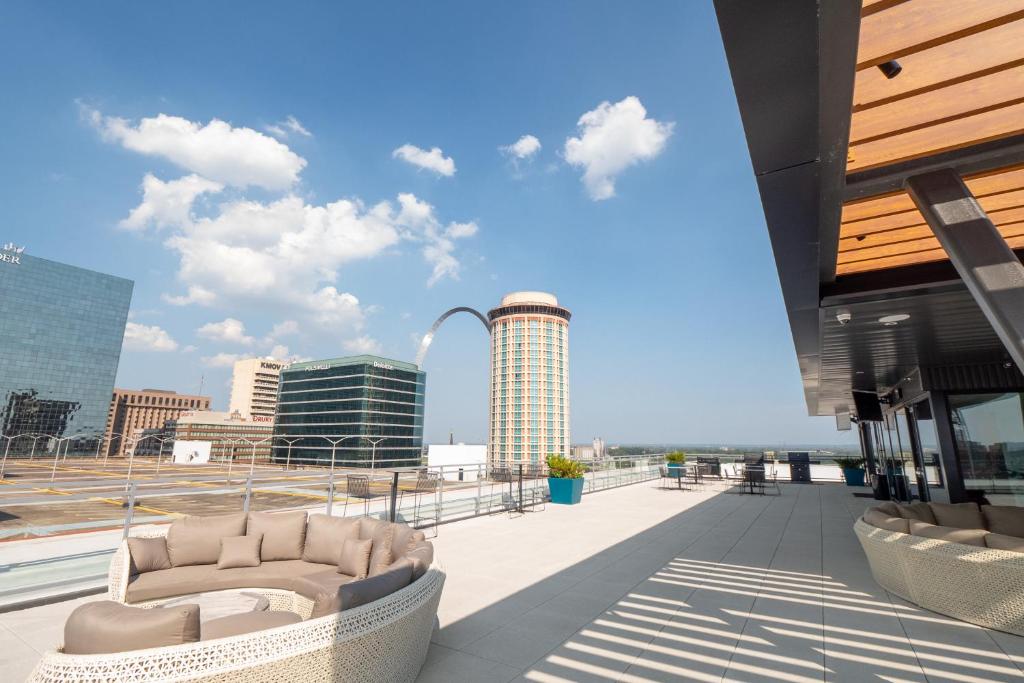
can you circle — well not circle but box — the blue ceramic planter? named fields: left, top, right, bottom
left=842, top=468, right=866, bottom=487
left=548, top=477, right=584, bottom=505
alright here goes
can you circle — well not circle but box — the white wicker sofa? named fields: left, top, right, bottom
left=855, top=500, right=1024, bottom=635
left=27, top=511, right=445, bottom=683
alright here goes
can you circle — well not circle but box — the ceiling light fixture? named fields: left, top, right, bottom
left=878, top=60, right=902, bottom=79
left=878, top=313, right=910, bottom=326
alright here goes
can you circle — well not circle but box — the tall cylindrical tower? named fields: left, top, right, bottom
left=487, top=291, right=571, bottom=468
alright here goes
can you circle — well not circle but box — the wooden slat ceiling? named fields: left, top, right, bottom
left=838, top=0, right=1024, bottom=276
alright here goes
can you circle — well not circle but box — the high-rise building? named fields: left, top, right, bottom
left=0, top=247, right=133, bottom=455
left=168, top=410, right=273, bottom=463
left=272, top=355, right=425, bottom=468
left=104, top=389, right=211, bottom=458
left=488, top=291, right=571, bottom=467
left=229, top=357, right=285, bottom=423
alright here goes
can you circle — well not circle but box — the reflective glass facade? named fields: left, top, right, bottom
left=272, top=355, right=425, bottom=468
left=0, top=251, right=133, bottom=454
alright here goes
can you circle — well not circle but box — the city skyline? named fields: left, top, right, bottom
left=0, top=1, right=856, bottom=446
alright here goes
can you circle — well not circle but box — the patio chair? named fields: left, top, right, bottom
left=398, top=470, right=441, bottom=536
left=343, top=474, right=371, bottom=517
left=488, top=466, right=516, bottom=514
left=521, top=464, right=547, bottom=511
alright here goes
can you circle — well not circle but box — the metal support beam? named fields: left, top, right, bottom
left=906, top=169, right=1024, bottom=371
left=929, top=392, right=967, bottom=503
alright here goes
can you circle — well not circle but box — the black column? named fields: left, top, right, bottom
left=929, top=392, right=967, bottom=503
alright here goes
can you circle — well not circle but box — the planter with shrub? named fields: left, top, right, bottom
left=546, top=454, right=585, bottom=505
left=834, top=456, right=866, bottom=487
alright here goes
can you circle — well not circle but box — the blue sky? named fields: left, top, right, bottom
left=0, top=1, right=855, bottom=446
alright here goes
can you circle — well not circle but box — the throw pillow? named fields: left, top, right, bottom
left=217, top=534, right=263, bottom=569
left=337, top=538, right=373, bottom=579
left=127, top=536, right=172, bottom=574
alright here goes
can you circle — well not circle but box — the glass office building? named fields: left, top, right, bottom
left=0, top=249, right=133, bottom=454
left=272, top=355, right=425, bottom=468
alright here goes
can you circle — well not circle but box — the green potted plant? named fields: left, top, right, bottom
left=665, top=451, right=686, bottom=471
left=834, top=456, right=866, bottom=487
left=546, top=454, right=585, bottom=505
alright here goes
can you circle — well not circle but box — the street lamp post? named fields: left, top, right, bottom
left=277, top=437, right=302, bottom=470
left=368, top=437, right=385, bottom=471
left=238, top=437, right=272, bottom=478
left=102, top=434, right=123, bottom=469
left=0, top=435, right=13, bottom=479
left=51, top=434, right=86, bottom=482
left=323, top=435, right=358, bottom=516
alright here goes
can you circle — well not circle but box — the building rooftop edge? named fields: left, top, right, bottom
left=285, top=354, right=420, bottom=373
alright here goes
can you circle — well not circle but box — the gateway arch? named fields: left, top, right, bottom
left=415, top=307, right=491, bottom=367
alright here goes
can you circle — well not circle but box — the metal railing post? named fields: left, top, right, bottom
left=475, top=464, right=483, bottom=515
left=437, top=466, right=445, bottom=523
left=326, top=469, right=335, bottom=516
left=517, top=464, right=524, bottom=513
left=122, top=482, right=137, bottom=540
left=243, top=475, right=253, bottom=513
left=389, top=471, right=400, bottom=522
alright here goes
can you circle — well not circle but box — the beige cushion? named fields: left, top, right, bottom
left=127, top=537, right=171, bottom=574
left=247, top=511, right=307, bottom=561
left=985, top=532, right=1024, bottom=552
left=217, top=535, right=262, bottom=570
left=929, top=502, right=984, bottom=529
left=405, top=540, right=434, bottom=580
left=125, top=560, right=335, bottom=603
left=359, top=518, right=394, bottom=576
left=308, top=559, right=413, bottom=618
left=895, top=502, right=937, bottom=525
left=875, top=501, right=900, bottom=517
left=981, top=505, right=1024, bottom=537
left=63, top=600, right=200, bottom=655
left=863, top=508, right=910, bottom=533
left=391, top=524, right=420, bottom=560
left=166, top=513, right=247, bottom=567
left=909, top=520, right=987, bottom=547
left=294, top=569, right=356, bottom=602
left=338, top=538, right=372, bottom=579
left=201, top=610, right=301, bottom=641
left=302, top=514, right=360, bottom=565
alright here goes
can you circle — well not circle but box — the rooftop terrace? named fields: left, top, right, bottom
left=4, top=479, right=1023, bottom=682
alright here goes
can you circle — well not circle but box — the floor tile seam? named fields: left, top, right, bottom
left=450, top=490, right=731, bottom=651
left=516, top=492, right=757, bottom=677
left=884, top=591, right=937, bottom=682
left=724, top=490, right=826, bottom=680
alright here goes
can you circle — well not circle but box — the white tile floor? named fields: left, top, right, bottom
left=4, top=480, right=1024, bottom=682
left=419, top=481, right=1024, bottom=682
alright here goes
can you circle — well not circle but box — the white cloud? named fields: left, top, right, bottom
left=395, top=193, right=478, bottom=286
left=392, top=144, right=455, bottom=176
left=501, top=134, right=541, bottom=160
left=265, top=115, right=312, bottom=139
left=268, top=320, right=299, bottom=339
left=343, top=335, right=383, bottom=355
left=197, top=318, right=254, bottom=345
left=84, top=107, right=306, bottom=190
left=120, top=174, right=223, bottom=231
left=162, top=285, right=216, bottom=307
left=564, top=96, right=673, bottom=200
left=181, top=345, right=197, bottom=353
left=268, top=344, right=290, bottom=359
left=201, top=352, right=245, bottom=368
left=123, top=322, right=178, bottom=352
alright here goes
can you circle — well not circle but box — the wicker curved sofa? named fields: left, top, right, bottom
left=855, top=500, right=1024, bottom=635
left=28, top=512, right=445, bottom=683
